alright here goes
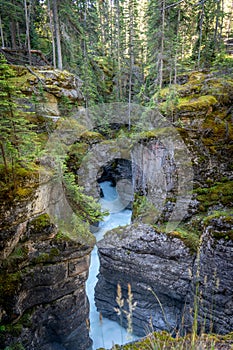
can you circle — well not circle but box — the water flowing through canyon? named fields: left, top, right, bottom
left=86, top=181, right=139, bottom=350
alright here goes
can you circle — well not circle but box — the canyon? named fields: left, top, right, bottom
left=0, top=66, right=233, bottom=350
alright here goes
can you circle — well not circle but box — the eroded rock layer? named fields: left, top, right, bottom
left=95, top=220, right=233, bottom=337
left=95, top=223, right=193, bottom=336
left=0, top=176, right=94, bottom=350
left=186, top=217, right=233, bottom=335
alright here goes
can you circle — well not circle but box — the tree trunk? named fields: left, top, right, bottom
left=11, top=154, right=16, bottom=190
left=10, top=21, right=17, bottom=49
left=52, top=0, right=63, bottom=70
left=83, top=2, right=89, bottom=108
left=226, top=0, right=233, bottom=40
left=0, top=15, right=5, bottom=48
left=128, top=0, right=135, bottom=130
left=16, top=22, right=22, bottom=48
left=24, top=0, right=32, bottom=65
left=116, top=0, right=123, bottom=100
left=174, top=9, right=180, bottom=85
left=47, top=0, right=56, bottom=68
left=158, top=0, right=165, bottom=89
left=0, top=141, right=8, bottom=181
left=197, top=1, right=205, bottom=69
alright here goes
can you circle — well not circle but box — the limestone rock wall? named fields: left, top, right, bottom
left=95, top=221, right=233, bottom=337
left=95, top=223, right=193, bottom=336
left=13, top=66, right=83, bottom=119
left=0, top=176, right=94, bottom=350
left=186, top=218, right=233, bottom=335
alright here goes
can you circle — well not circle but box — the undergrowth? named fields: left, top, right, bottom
left=115, top=331, right=233, bottom=350
left=105, top=280, right=233, bottom=350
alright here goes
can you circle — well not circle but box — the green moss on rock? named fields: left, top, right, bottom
left=79, top=131, right=105, bottom=142
left=137, top=127, right=175, bottom=140
left=0, top=310, right=32, bottom=349
left=14, top=187, right=34, bottom=199
left=200, top=77, right=233, bottom=104
left=29, top=213, right=51, bottom=231
left=189, top=71, right=206, bottom=82
left=2, top=342, right=25, bottom=350
left=177, top=95, right=217, bottom=112
left=168, top=227, right=200, bottom=253
left=195, top=181, right=233, bottom=210
left=0, top=272, right=22, bottom=309
left=33, top=252, right=50, bottom=264
left=55, top=230, right=74, bottom=242
left=203, top=210, right=233, bottom=240
left=211, top=230, right=233, bottom=240
left=0, top=166, right=38, bottom=202
left=2, top=245, right=29, bottom=271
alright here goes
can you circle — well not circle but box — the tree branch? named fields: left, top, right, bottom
left=165, top=0, right=185, bottom=10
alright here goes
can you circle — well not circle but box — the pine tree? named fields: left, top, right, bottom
left=0, top=0, right=26, bottom=48
left=145, top=0, right=195, bottom=97
left=0, top=55, right=38, bottom=188
left=146, top=0, right=168, bottom=93
left=192, top=0, right=226, bottom=67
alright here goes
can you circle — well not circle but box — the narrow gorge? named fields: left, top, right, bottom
left=0, top=65, right=233, bottom=350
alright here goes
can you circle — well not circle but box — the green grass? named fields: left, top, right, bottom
left=151, top=221, right=201, bottom=253
left=112, top=331, right=233, bottom=350
left=167, top=226, right=201, bottom=254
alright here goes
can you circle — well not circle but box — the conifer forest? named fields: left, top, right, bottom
left=0, top=1, right=233, bottom=350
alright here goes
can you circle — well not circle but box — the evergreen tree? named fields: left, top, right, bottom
left=0, top=0, right=232, bottom=105
left=0, top=55, right=38, bottom=187
left=192, top=0, right=225, bottom=67
left=0, top=0, right=25, bottom=48
left=146, top=0, right=169, bottom=93
left=145, top=0, right=203, bottom=97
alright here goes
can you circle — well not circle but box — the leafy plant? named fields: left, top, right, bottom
left=132, top=194, right=159, bottom=224
left=4, top=343, right=25, bottom=350
left=62, top=166, right=106, bottom=224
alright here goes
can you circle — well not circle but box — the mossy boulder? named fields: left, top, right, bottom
left=9, top=65, right=84, bottom=120
left=177, top=95, right=217, bottom=113
left=200, top=77, right=233, bottom=105
left=79, top=130, right=105, bottom=143
left=0, top=165, right=39, bottom=202
left=157, top=70, right=233, bottom=128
